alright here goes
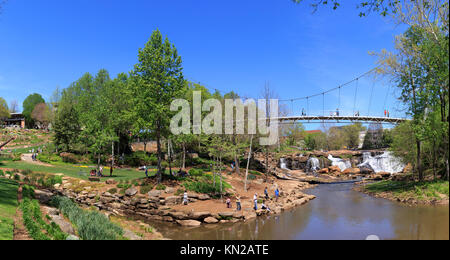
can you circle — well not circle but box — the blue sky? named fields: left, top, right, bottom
left=0, top=0, right=407, bottom=125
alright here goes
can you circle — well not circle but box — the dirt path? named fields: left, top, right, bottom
left=13, top=186, right=32, bottom=240
left=21, top=153, right=54, bottom=167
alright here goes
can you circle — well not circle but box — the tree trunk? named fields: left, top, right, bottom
left=219, top=155, right=223, bottom=202
left=234, top=153, right=240, bottom=175
left=168, top=139, right=173, bottom=176
left=182, top=143, right=186, bottom=170
left=416, top=140, right=423, bottom=181
left=111, top=141, right=114, bottom=177
left=265, top=148, right=269, bottom=182
left=244, top=135, right=253, bottom=192
left=156, top=124, right=162, bottom=184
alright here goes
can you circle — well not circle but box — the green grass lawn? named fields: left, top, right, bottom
left=365, top=179, right=449, bottom=202
left=0, top=178, right=19, bottom=240
left=0, top=158, right=151, bottom=183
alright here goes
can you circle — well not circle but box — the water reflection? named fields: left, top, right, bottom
left=151, top=183, right=449, bottom=240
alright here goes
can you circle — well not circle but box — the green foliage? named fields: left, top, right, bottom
left=188, top=168, right=204, bottom=176
left=365, top=180, right=449, bottom=201
left=22, top=185, right=35, bottom=199
left=22, top=93, right=45, bottom=128
left=107, top=188, right=117, bottom=194
left=0, top=178, right=19, bottom=240
left=51, top=196, right=124, bottom=240
left=140, top=184, right=153, bottom=194
left=155, top=184, right=166, bottom=191
left=124, top=152, right=158, bottom=167
left=182, top=174, right=231, bottom=195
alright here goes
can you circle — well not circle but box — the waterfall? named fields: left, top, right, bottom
left=306, top=157, right=320, bottom=172
left=280, top=158, right=290, bottom=171
left=358, top=151, right=405, bottom=174
left=328, top=155, right=352, bottom=172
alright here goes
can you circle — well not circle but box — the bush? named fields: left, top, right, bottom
left=21, top=169, right=33, bottom=176
left=0, top=170, right=4, bottom=176
left=13, top=174, right=21, bottom=181
left=51, top=196, right=124, bottom=240
left=124, top=152, right=158, bottom=167
left=140, top=184, right=153, bottom=194
left=155, top=184, right=166, bottom=191
left=22, top=185, right=35, bottom=199
left=108, top=188, right=117, bottom=194
left=188, top=169, right=204, bottom=177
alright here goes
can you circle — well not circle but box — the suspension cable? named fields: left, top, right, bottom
left=368, top=81, right=375, bottom=116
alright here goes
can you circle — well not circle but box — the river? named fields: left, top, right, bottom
left=151, top=183, right=449, bottom=240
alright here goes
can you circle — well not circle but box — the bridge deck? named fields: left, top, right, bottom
left=276, top=116, right=409, bottom=124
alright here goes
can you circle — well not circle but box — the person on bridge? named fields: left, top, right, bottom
left=336, top=108, right=340, bottom=116
left=384, top=110, right=387, bottom=117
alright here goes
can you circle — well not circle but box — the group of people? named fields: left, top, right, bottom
left=90, top=166, right=104, bottom=177
left=384, top=110, right=390, bottom=117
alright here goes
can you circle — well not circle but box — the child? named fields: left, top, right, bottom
left=226, top=197, right=231, bottom=208
left=253, top=193, right=258, bottom=210
left=183, top=190, right=189, bottom=205
left=261, top=200, right=271, bottom=212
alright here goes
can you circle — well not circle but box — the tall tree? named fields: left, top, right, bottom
left=131, top=29, right=185, bottom=183
left=22, top=93, right=45, bottom=128
left=0, top=97, right=9, bottom=124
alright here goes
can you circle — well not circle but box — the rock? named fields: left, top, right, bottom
left=106, top=179, right=117, bottom=185
left=343, top=168, right=361, bottom=175
left=164, top=187, right=174, bottom=194
left=123, top=229, right=143, bottom=240
left=169, top=211, right=188, bottom=220
left=53, top=183, right=61, bottom=189
left=66, top=235, right=80, bottom=240
left=125, top=187, right=138, bottom=197
left=176, top=220, right=202, bottom=227
left=34, top=189, right=54, bottom=204
left=165, top=196, right=181, bottom=205
left=188, top=211, right=211, bottom=220
left=204, top=217, right=219, bottom=224
left=379, top=172, right=391, bottom=178
left=148, top=190, right=162, bottom=198
left=50, top=215, right=76, bottom=235
left=318, top=168, right=329, bottom=174
left=88, top=193, right=97, bottom=199
left=329, top=166, right=341, bottom=173
left=218, top=212, right=234, bottom=218
left=63, top=183, right=72, bottom=189
left=232, top=212, right=244, bottom=219
left=198, top=194, right=211, bottom=200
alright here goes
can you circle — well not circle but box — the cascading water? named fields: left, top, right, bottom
left=306, top=157, right=320, bottom=172
left=280, top=158, right=290, bottom=171
left=328, top=155, right=352, bottom=172
left=358, top=151, right=405, bottom=174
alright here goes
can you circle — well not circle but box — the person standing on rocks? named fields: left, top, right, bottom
left=183, top=190, right=189, bottom=205
left=275, top=188, right=280, bottom=202
left=253, top=193, right=258, bottom=210
left=264, top=187, right=269, bottom=200
left=226, top=197, right=231, bottom=208
left=236, top=195, right=241, bottom=211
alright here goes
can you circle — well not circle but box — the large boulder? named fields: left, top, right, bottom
left=318, top=168, right=329, bottom=174
left=148, top=190, right=162, bottom=198
left=198, top=194, right=211, bottom=200
left=50, top=215, right=76, bottom=235
left=34, top=189, right=54, bottom=204
left=188, top=211, right=211, bottom=220
left=165, top=196, right=181, bottom=205
left=176, top=220, right=202, bottom=227
left=204, top=217, right=219, bottom=224
left=125, top=187, right=138, bottom=197
left=342, top=168, right=361, bottom=175
left=329, top=166, right=341, bottom=173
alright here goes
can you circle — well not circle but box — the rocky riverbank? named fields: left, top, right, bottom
left=28, top=176, right=317, bottom=228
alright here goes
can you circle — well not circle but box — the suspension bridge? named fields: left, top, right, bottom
left=276, top=67, right=410, bottom=125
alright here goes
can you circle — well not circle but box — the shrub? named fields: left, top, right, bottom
left=140, top=184, right=153, bottom=194
left=51, top=196, right=124, bottom=240
left=155, top=184, right=166, bottom=191
left=108, top=188, right=117, bottom=194
left=21, top=169, right=33, bottom=176
left=188, top=169, right=204, bottom=177
left=13, top=174, right=21, bottom=181
left=22, top=185, right=35, bottom=199
left=124, top=152, right=158, bottom=167
left=0, top=170, right=4, bottom=176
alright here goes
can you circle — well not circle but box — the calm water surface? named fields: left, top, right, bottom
left=151, top=183, right=449, bottom=240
